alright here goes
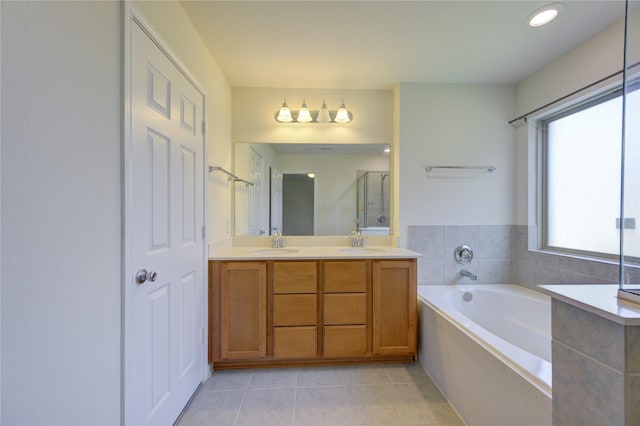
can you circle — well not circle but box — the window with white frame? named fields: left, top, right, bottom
left=541, top=87, right=640, bottom=259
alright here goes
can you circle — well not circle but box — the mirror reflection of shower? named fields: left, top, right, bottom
left=356, top=170, right=390, bottom=235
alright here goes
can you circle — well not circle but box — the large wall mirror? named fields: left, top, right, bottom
left=234, top=143, right=390, bottom=236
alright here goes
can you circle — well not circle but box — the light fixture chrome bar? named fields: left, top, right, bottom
left=274, top=98, right=352, bottom=123
left=425, top=165, right=496, bottom=173
left=208, top=165, right=254, bottom=186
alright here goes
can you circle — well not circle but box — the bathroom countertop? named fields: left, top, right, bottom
left=538, top=284, right=640, bottom=326
left=209, top=245, right=421, bottom=261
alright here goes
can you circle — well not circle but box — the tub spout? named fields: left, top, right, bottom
left=460, top=269, right=477, bottom=281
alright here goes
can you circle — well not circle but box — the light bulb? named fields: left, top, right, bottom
left=276, top=99, right=293, bottom=123
left=334, top=100, right=351, bottom=123
left=529, top=9, right=557, bottom=26
left=528, top=3, right=562, bottom=27
left=317, top=99, right=331, bottom=123
left=297, top=99, right=313, bottom=123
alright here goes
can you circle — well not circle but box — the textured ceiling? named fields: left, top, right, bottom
left=182, top=1, right=625, bottom=89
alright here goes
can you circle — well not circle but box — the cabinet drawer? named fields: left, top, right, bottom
left=274, top=326, right=317, bottom=359
left=323, top=261, right=367, bottom=292
left=273, top=294, right=317, bottom=326
left=273, top=262, right=317, bottom=293
left=324, top=293, right=366, bottom=325
left=323, top=325, right=367, bottom=358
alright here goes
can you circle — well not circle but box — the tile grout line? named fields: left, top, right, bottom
left=292, top=369, right=299, bottom=426
left=231, top=372, right=253, bottom=426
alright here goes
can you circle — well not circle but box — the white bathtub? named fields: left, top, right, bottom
left=418, top=285, right=552, bottom=426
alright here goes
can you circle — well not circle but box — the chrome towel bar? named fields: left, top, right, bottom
left=208, top=165, right=254, bottom=186
left=425, top=165, right=496, bottom=173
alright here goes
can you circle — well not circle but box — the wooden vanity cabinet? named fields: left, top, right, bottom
left=272, top=262, right=318, bottom=359
left=322, top=261, right=369, bottom=358
left=209, top=257, right=417, bottom=368
left=217, top=261, right=267, bottom=360
left=372, top=260, right=417, bottom=356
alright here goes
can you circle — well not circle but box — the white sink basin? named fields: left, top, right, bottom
left=338, top=247, right=387, bottom=253
left=249, top=248, right=300, bottom=254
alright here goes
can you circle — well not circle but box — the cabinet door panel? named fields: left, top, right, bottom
left=372, top=260, right=417, bottom=355
left=274, top=326, right=317, bottom=359
left=323, top=293, right=366, bottom=325
left=220, top=262, right=267, bottom=359
left=323, top=325, right=367, bottom=358
left=323, top=261, right=367, bottom=293
left=273, top=261, right=317, bottom=293
left=273, top=294, right=317, bottom=326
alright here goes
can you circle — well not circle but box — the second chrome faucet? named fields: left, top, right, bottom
left=270, top=230, right=285, bottom=248
left=350, top=229, right=365, bottom=247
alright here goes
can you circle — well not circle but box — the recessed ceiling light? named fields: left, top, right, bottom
left=528, top=3, right=563, bottom=27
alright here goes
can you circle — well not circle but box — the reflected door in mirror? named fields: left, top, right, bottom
left=282, top=173, right=314, bottom=236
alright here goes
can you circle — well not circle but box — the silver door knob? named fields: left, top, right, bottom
left=136, top=269, right=158, bottom=285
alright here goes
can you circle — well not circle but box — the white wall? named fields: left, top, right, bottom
left=1, top=2, right=4, bottom=421
left=397, top=83, right=516, bottom=247
left=1, top=1, right=231, bottom=424
left=514, top=19, right=625, bottom=225
left=1, top=2, right=121, bottom=424
left=135, top=1, right=234, bottom=246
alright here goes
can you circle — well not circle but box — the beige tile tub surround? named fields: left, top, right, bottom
left=545, top=294, right=640, bottom=426
left=408, top=225, right=514, bottom=286
left=177, top=363, right=463, bottom=426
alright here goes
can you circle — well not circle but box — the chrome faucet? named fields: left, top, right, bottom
left=270, top=230, right=285, bottom=248
left=350, top=229, right=365, bottom=247
left=460, top=269, right=477, bottom=281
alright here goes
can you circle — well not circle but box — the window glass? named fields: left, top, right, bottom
left=544, top=92, right=628, bottom=258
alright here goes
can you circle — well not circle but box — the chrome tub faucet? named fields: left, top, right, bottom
left=460, top=269, right=477, bottom=281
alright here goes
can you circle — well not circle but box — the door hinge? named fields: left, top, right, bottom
left=201, top=120, right=207, bottom=135
left=202, top=226, right=206, bottom=240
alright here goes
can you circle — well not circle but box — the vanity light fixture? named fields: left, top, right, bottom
left=274, top=99, right=353, bottom=123
left=528, top=3, right=563, bottom=27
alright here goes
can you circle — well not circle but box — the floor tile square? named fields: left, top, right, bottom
left=341, top=364, right=390, bottom=385
left=294, top=386, right=354, bottom=425
left=249, top=367, right=298, bottom=389
left=345, top=384, right=406, bottom=424
left=297, top=366, right=344, bottom=387
left=236, top=388, right=295, bottom=426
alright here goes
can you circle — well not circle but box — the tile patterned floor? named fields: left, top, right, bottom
left=177, top=363, right=464, bottom=426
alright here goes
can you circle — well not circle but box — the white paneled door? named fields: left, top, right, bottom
left=125, top=15, right=205, bottom=426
